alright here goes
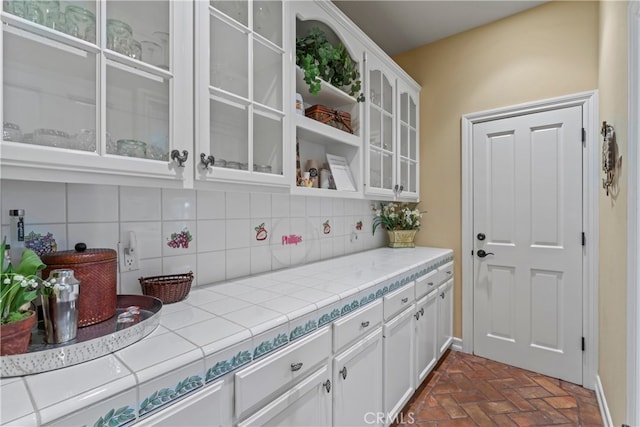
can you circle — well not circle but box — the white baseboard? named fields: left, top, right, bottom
left=451, top=337, right=463, bottom=352
left=596, top=375, right=613, bottom=427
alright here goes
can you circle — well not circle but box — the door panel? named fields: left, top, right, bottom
left=473, top=105, right=583, bottom=384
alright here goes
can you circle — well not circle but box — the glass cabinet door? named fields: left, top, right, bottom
left=1, top=0, right=192, bottom=184
left=366, top=57, right=395, bottom=196
left=397, top=87, right=419, bottom=199
left=195, top=0, right=286, bottom=184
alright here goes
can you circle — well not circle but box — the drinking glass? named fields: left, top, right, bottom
left=65, top=5, right=96, bottom=43
left=141, top=40, right=162, bottom=67
left=107, top=19, right=133, bottom=55
left=152, top=31, right=170, bottom=70
left=24, top=1, right=44, bottom=24
left=38, top=0, right=60, bottom=29
left=129, top=39, right=142, bottom=61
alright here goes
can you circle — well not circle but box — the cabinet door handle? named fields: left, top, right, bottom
left=440, top=292, right=445, bottom=299
left=170, top=149, right=189, bottom=167
left=446, top=271, right=452, bottom=275
left=290, top=362, right=303, bottom=372
left=361, top=321, right=370, bottom=328
left=428, top=282, right=434, bottom=286
left=200, top=153, right=215, bottom=169
left=414, top=312, right=420, bottom=320
left=340, top=366, right=348, bottom=380
left=420, top=307, right=424, bottom=316
left=323, top=379, right=331, bottom=393
left=401, top=297, right=409, bottom=303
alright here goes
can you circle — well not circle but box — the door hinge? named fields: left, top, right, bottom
left=582, top=128, right=586, bottom=147
left=582, top=336, right=585, bottom=351
left=582, top=232, right=586, bottom=246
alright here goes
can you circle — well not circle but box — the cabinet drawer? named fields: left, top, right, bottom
left=415, top=270, right=439, bottom=300
left=415, top=262, right=453, bottom=300
left=333, top=299, right=382, bottom=353
left=235, top=327, right=331, bottom=418
left=383, top=284, right=415, bottom=321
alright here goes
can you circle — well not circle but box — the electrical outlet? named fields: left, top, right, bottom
left=118, top=242, right=139, bottom=272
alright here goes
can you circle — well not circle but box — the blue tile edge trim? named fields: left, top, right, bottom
left=252, top=333, right=289, bottom=360
left=290, top=319, right=318, bottom=342
left=138, top=375, right=204, bottom=417
left=205, top=350, right=252, bottom=383
left=93, top=405, right=137, bottom=427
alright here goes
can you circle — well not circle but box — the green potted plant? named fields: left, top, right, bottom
left=296, top=27, right=364, bottom=101
left=0, top=237, right=48, bottom=355
left=372, top=202, right=425, bottom=248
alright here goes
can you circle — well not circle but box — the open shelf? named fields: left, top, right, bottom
left=295, top=115, right=360, bottom=148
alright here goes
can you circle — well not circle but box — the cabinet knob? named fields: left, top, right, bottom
left=171, top=149, right=189, bottom=167
left=361, top=321, right=370, bottom=328
left=323, top=379, right=331, bottom=393
left=200, top=153, right=215, bottom=169
left=414, top=312, right=420, bottom=320
left=290, top=362, right=303, bottom=372
left=440, top=292, right=445, bottom=299
left=339, top=366, right=348, bottom=380
left=420, top=307, right=424, bottom=316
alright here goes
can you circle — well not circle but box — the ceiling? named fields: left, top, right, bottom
left=332, top=1, right=548, bottom=56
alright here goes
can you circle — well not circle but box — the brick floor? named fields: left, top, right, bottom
left=394, top=350, right=603, bottom=426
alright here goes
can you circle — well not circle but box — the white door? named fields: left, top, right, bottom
left=472, top=105, right=583, bottom=384
left=333, top=328, right=383, bottom=427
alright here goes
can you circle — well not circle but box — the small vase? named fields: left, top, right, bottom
left=387, top=230, right=417, bottom=248
left=0, top=310, right=36, bottom=355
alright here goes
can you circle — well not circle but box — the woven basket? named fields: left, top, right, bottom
left=139, top=272, right=194, bottom=304
left=305, top=105, right=353, bottom=134
left=41, top=246, right=117, bottom=327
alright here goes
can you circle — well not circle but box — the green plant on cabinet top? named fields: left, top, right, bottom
left=296, top=27, right=364, bottom=101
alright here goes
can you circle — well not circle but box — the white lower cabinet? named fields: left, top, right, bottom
left=382, top=304, right=415, bottom=426
left=237, top=363, right=332, bottom=427
left=135, top=377, right=233, bottom=427
left=414, top=290, right=438, bottom=386
left=332, top=327, right=384, bottom=427
left=437, top=279, right=454, bottom=357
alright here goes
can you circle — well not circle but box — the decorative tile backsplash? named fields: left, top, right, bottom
left=0, top=180, right=385, bottom=293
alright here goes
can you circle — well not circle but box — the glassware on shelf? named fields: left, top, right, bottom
left=254, top=164, right=272, bottom=173
left=106, top=19, right=133, bottom=55
left=24, top=1, right=44, bottom=25
left=74, top=129, right=96, bottom=152
left=116, top=139, right=147, bottom=158
left=65, top=5, right=96, bottom=43
left=38, top=0, right=62, bottom=30
left=213, top=158, right=226, bottom=168
left=152, top=31, right=170, bottom=70
left=128, top=39, right=142, bottom=61
left=3, top=122, right=23, bottom=142
left=33, top=128, right=72, bottom=148
left=140, top=40, right=162, bottom=67
left=226, top=161, right=241, bottom=169
left=146, top=143, right=168, bottom=161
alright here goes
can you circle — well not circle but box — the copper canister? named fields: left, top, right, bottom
left=41, top=243, right=117, bottom=327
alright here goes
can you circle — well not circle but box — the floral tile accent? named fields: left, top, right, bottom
left=254, top=223, right=268, bottom=241
left=322, top=220, right=331, bottom=234
left=340, top=299, right=360, bottom=316
left=93, top=405, right=136, bottom=427
left=318, top=307, right=341, bottom=327
left=289, top=319, right=318, bottom=341
left=205, top=350, right=252, bottom=383
left=355, top=220, right=363, bottom=231
left=167, top=227, right=192, bottom=249
left=139, top=375, right=203, bottom=416
left=253, top=333, right=289, bottom=359
left=359, top=292, right=376, bottom=307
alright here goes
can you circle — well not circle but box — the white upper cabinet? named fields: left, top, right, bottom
left=289, top=0, right=365, bottom=198
left=194, top=0, right=288, bottom=187
left=1, top=0, right=193, bottom=187
left=364, top=53, right=420, bottom=201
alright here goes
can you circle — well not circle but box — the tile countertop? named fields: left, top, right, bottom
left=0, top=246, right=453, bottom=426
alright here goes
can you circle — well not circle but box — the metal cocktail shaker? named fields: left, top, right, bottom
left=41, top=269, right=80, bottom=343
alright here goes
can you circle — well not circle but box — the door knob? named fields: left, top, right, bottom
left=477, top=249, right=494, bottom=258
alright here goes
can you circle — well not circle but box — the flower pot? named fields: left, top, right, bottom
left=387, top=230, right=417, bottom=248
left=0, top=310, right=35, bottom=355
